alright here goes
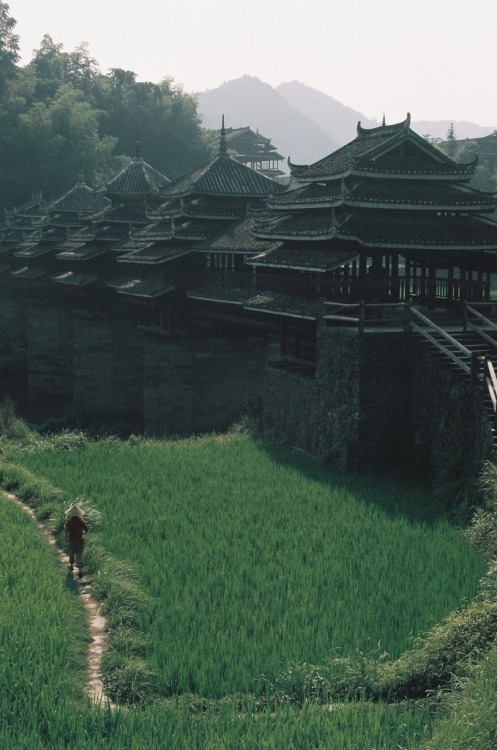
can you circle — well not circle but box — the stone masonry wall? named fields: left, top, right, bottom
left=263, top=328, right=362, bottom=467
left=143, top=331, right=269, bottom=436
left=407, top=338, right=496, bottom=485
left=27, top=302, right=73, bottom=411
left=0, top=289, right=28, bottom=405
left=262, top=326, right=494, bottom=482
left=73, top=314, right=143, bottom=430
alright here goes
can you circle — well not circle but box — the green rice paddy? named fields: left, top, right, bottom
left=1, top=430, right=487, bottom=747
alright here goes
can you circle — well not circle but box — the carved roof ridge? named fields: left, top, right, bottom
left=357, top=113, right=411, bottom=138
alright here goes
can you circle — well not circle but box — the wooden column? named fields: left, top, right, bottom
left=359, top=253, right=367, bottom=300
left=428, top=263, right=436, bottom=308
left=420, top=263, right=427, bottom=299
left=391, top=252, right=400, bottom=302
left=478, top=269, right=484, bottom=302
left=404, top=256, right=411, bottom=301
left=447, top=266, right=454, bottom=304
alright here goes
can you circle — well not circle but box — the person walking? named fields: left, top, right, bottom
left=64, top=505, right=89, bottom=579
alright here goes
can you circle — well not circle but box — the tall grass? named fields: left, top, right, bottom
left=0, top=483, right=434, bottom=749
left=0, top=492, right=89, bottom=744
left=18, top=432, right=484, bottom=700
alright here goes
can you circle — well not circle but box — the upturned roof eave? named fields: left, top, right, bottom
left=336, top=230, right=497, bottom=252
left=289, top=167, right=475, bottom=182
left=247, top=260, right=330, bottom=272
left=345, top=199, right=497, bottom=211
left=252, top=229, right=337, bottom=241
left=268, top=198, right=343, bottom=210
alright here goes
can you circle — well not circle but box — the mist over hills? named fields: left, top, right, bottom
left=197, top=76, right=338, bottom=167
left=197, top=76, right=496, bottom=169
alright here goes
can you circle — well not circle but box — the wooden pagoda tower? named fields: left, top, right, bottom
left=212, top=124, right=285, bottom=180
left=249, top=114, right=497, bottom=308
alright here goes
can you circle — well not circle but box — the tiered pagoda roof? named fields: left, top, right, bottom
left=253, top=114, right=497, bottom=254
left=47, top=177, right=111, bottom=216
left=159, top=152, right=285, bottom=199
left=99, top=146, right=171, bottom=198
left=212, top=125, right=285, bottom=178
left=288, top=115, right=477, bottom=181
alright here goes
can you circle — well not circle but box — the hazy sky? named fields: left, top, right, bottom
left=9, top=0, right=497, bottom=127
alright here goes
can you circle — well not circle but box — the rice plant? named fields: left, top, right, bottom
left=19, top=432, right=484, bottom=699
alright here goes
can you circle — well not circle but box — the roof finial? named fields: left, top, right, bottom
left=77, top=158, right=85, bottom=184
left=219, top=115, right=227, bottom=156
left=382, top=113, right=386, bottom=126
left=134, top=130, right=142, bottom=160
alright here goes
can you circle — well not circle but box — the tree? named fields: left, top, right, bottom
left=0, top=34, right=214, bottom=207
left=0, top=2, right=19, bottom=93
left=444, top=122, right=457, bottom=159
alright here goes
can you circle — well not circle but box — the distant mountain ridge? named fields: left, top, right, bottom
left=197, top=76, right=339, bottom=168
left=197, top=77, right=496, bottom=169
left=275, top=81, right=377, bottom=147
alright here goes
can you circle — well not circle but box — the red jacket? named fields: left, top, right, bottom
left=65, top=516, right=89, bottom=545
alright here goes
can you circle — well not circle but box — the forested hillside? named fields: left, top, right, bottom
left=0, top=3, right=214, bottom=209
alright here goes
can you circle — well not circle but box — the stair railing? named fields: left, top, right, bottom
left=406, top=304, right=481, bottom=382
left=323, top=301, right=405, bottom=334
left=463, top=302, right=497, bottom=352
left=484, top=356, right=497, bottom=428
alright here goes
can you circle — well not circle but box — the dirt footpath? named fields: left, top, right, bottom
left=3, top=491, right=114, bottom=708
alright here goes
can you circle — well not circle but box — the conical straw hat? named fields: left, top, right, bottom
left=65, top=505, right=84, bottom=517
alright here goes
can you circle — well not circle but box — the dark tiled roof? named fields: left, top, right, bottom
left=173, top=218, right=226, bottom=241
left=94, top=224, right=130, bottom=242
left=161, top=155, right=286, bottom=198
left=268, top=183, right=344, bottom=209
left=103, top=204, right=149, bottom=223
left=49, top=182, right=111, bottom=213
left=187, top=285, right=256, bottom=305
left=131, top=223, right=173, bottom=241
left=21, top=229, right=43, bottom=242
left=108, top=278, right=175, bottom=298
left=347, top=180, right=497, bottom=210
left=42, top=226, right=68, bottom=242
left=111, top=239, right=156, bottom=253
left=8, top=194, right=46, bottom=217
left=289, top=116, right=475, bottom=181
left=248, top=246, right=359, bottom=271
left=48, top=211, right=88, bottom=227
left=182, top=197, right=247, bottom=218
left=103, top=158, right=171, bottom=196
left=56, top=244, right=106, bottom=261
left=216, top=126, right=272, bottom=146
left=187, top=285, right=320, bottom=320
left=14, top=243, right=53, bottom=258
left=151, top=196, right=247, bottom=221
left=244, top=292, right=320, bottom=320
left=270, top=180, right=496, bottom=212
left=117, top=244, right=190, bottom=264
left=253, top=212, right=337, bottom=240
left=52, top=271, right=98, bottom=286
left=11, top=266, right=46, bottom=279
left=197, top=218, right=283, bottom=254
left=67, top=226, right=95, bottom=242
left=339, top=212, right=497, bottom=249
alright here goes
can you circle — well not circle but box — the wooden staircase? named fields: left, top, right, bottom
left=406, top=303, right=497, bottom=449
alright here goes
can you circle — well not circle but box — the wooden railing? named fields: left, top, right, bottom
left=463, top=302, right=497, bottom=352
left=406, top=304, right=482, bottom=382
left=484, top=357, right=497, bottom=429
left=323, top=301, right=405, bottom=333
